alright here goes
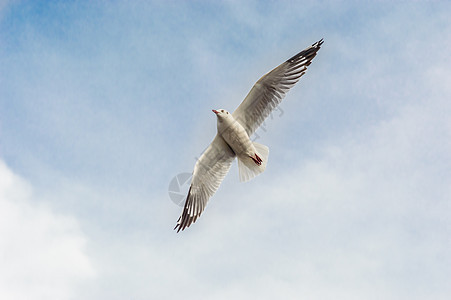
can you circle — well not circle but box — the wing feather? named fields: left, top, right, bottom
left=174, top=135, right=235, bottom=232
left=232, top=39, right=323, bottom=135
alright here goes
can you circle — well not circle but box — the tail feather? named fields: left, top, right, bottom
left=237, top=142, right=269, bottom=182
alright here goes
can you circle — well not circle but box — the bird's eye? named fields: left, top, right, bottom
left=221, top=110, right=224, bottom=113
left=226, top=112, right=229, bottom=114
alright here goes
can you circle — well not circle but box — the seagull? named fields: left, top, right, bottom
left=174, top=39, right=324, bottom=232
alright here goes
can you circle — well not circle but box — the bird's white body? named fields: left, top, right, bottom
left=213, top=109, right=269, bottom=182
left=216, top=109, right=255, bottom=158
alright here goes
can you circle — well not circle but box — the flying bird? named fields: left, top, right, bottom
left=174, top=39, right=324, bottom=232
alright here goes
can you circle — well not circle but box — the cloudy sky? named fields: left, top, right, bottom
left=1, top=1, right=450, bottom=299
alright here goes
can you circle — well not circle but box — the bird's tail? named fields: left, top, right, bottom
left=237, top=142, right=269, bottom=182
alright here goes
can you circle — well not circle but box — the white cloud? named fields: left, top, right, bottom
left=0, top=160, right=95, bottom=300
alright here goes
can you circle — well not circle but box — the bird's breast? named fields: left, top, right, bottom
left=218, top=119, right=254, bottom=157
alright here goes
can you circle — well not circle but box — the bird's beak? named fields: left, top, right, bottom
left=212, top=109, right=219, bottom=114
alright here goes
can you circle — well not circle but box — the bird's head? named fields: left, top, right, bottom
left=212, top=109, right=231, bottom=121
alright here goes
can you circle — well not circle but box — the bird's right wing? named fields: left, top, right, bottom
left=174, top=135, right=236, bottom=232
left=233, top=39, right=323, bottom=136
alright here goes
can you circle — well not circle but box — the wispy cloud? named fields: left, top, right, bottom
left=0, top=160, right=95, bottom=300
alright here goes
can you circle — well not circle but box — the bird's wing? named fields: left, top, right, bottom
left=232, top=39, right=323, bottom=136
left=174, top=135, right=236, bottom=232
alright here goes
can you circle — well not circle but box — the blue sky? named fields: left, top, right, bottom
left=1, top=1, right=450, bottom=299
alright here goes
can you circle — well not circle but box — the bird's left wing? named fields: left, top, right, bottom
left=233, top=39, right=323, bottom=136
left=174, top=135, right=236, bottom=232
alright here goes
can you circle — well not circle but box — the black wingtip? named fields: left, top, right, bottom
left=174, top=186, right=194, bottom=233
left=286, top=39, right=324, bottom=63
left=174, top=215, right=182, bottom=232
left=314, top=38, right=324, bottom=47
